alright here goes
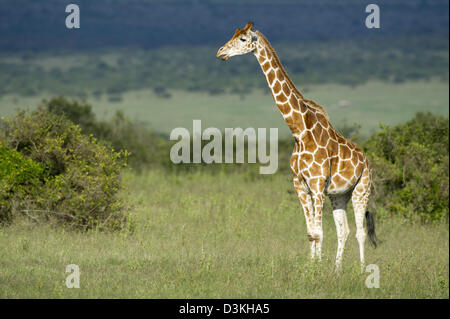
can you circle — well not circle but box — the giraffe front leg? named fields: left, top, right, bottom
left=311, top=192, right=324, bottom=261
left=293, top=177, right=316, bottom=260
left=309, top=178, right=327, bottom=261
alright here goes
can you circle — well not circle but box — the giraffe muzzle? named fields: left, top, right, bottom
left=216, top=47, right=229, bottom=61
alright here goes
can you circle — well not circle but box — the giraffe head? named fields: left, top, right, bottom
left=216, top=22, right=259, bottom=61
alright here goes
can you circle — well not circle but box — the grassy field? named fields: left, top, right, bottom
left=1, top=80, right=448, bottom=138
left=0, top=169, right=448, bottom=298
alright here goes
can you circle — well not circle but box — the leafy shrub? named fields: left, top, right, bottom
left=45, top=96, right=98, bottom=133
left=0, top=109, right=129, bottom=230
left=41, top=96, right=168, bottom=169
left=0, top=142, right=46, bottom=222
left=363, top=112, right=449, bottom=222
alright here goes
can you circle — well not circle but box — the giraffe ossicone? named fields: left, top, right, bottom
left=217, top=22, right=378, bottom=270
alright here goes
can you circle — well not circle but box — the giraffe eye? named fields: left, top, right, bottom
left=240, top=38, right=246, bottom=42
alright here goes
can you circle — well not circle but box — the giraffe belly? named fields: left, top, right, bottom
left=297, top=172, right=354, bottom=196
left=295, top=150, right=361, bottom=196
left=326, top=172, right=359, bottom=195
left=325, top=177, right=353, bottom=195
left=296, top=165, right=359, bottom=196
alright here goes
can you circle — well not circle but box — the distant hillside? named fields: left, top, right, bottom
left=0, top=36, right=447, bottom=97
left=0, top=0, right=448, bottom=51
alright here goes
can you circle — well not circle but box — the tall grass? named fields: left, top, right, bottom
left=0, top=169, right=447, bottom=298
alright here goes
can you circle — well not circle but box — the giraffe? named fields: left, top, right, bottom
left=216, top=22, right=377, bottom=270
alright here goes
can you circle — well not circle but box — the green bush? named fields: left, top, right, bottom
left=44, top=96, right=98, bottom=134
left=0, top=142, right=46, bottom=222
left=0, top=109, right=129, bottom=230
left=41, top=96, right=168, bottom=169
left=363, top=112, right=449, bottom=222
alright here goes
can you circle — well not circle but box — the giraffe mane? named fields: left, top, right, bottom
left=303, top=100, right=330, bottom=122
left=256, top=31, right=330, bottom=121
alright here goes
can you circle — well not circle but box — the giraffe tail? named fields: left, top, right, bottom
left=365, top=210, right=378, bottom=248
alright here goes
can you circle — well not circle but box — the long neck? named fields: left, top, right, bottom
left=253, top=32, right=307, bottom=134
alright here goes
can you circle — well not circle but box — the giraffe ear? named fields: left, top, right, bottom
left=250, top=30, right=258, bottom=42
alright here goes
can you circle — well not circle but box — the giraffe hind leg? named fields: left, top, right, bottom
left=351, top=165, right=373, bottom=269
left=331, top=194, right=351, bottom=271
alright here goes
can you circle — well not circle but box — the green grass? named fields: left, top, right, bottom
left=0, top=169, right=448, bottom=298
left=0, top=80, right=448, bottom=138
